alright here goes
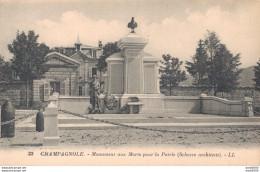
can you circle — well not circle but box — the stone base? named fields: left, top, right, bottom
left=127, top=102, right=144, bottom=114
left=43, top=136, right=60, bottom=146
left=120, top=94, right=165, bottom=113
left=246, top=110, right=254, bottom=117
left=58, top=96, right=91, bottom=114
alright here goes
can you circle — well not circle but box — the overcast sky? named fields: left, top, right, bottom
left=0, top=0, right=259, bottom=68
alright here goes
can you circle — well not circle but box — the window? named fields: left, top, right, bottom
left=89, top=67, right=98, bottom=78
left=79, top=86, right=83, bottom=96
left=44, top=82, right=49, bottom=96
left=92, top=68, right=97, bottom=77
left=60, top=82, right=65, bottom=95
left=50, top=82, right=60, bottom=94
left=93, top=50, right=96, bottom=58
left=44, top=82, right=50, bottom=101
left=12, top=71, right=17, bottom=79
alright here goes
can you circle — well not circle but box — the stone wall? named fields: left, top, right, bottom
left=163, top=96, right=200, bottom=114
left=58, top=96, right=90, bottom=114
left=0, top=81, right=33, bottom=108
left=201, top=95, right=253, bottom=117
left=161, top=86, right=260, bottom=102
left=161, top=86, right=213, bottom=97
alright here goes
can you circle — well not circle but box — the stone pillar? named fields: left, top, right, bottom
left=43, top=93, right=60, bottom=146
left=107, top=56, right=124, bottom=94
left=200, top=94, right=207, bottom=114
left=242, top=97, right=254, bottom=117
left=143, top=57, right=160, bottom=94
left=118, top=33, right=148, bottom=94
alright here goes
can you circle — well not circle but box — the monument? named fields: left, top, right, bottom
left=105, top=17, right=164, bottom=113
left=56, top=17, right=253, bottom=116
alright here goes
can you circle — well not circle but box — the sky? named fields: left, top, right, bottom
left=0, top=0, right=260, bottom=68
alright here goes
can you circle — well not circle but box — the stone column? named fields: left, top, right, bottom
left=43, top=93, right=60, bottom=146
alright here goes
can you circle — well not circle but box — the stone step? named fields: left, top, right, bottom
left=31, top=115, right=260, bottom=124
left=17, top=122, right=260, bottom=131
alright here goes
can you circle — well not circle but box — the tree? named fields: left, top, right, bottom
left=253, top=58, right=260, bottom=90
left=186, top=31, right=242, bottom=96
left=8, top=30, right=50, bottom=107
left=185, top=39, right=208, bottom=85
left=0, top=55, right=13, bottom=82
left=204, top=31, right=241, bottom=96
left=204, top=30, right=221, bottom=95
left=0, top=55, right=5, bottom=81
left=159, top=54, right=187, bottom=95
left=8, top=31, right=50, bottom=81
left=210, top=44, right=242, bottom=94
left=97, top=41, right=121, bottom=72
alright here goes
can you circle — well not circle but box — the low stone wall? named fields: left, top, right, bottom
left=163, top=96, right=200, bottom=113
left=201, top=95, right=253, bottom=117
left=162, top=86, right=259, bottom=101
left=162, top=86, right=213, bottom=97
left=57, top=94, right=254, bottom=117
left=58, top=96, right=90, bottom=114
left=0, top=81, right=33, bottom=108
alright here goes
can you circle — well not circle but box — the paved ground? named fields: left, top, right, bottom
left=0, top=112, right=259, bottom=149
left=0, top=127, right=259, bottom=149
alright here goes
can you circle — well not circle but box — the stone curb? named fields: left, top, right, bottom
left=17, top=122, right=260, bottom=131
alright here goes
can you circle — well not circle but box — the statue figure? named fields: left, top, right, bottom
left=128, top=17, right=137, bottom=33
left=89, top=75, right=100, bottom=113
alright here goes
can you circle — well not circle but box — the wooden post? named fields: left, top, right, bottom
left=43, top=93, right=60, bottom=146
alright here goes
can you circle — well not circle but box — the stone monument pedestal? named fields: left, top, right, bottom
left=106, top=32, right=164, bottom=113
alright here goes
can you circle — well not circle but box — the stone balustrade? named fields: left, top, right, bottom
left=200, top=94, right=253, bottom=117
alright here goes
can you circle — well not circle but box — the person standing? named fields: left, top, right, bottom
left=89, top=75, right=100, bottom=113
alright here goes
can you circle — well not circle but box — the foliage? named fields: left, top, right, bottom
left=97, top=41, right=121, bottom=72
left=159, top=54, right=187, bottom=95
left=185, top=30, right=242, bottom=96
left=0, top=55, right=13, bottom=82
left=7, top=30, right=50, bottom=81
left=185, top=39, right=208, bottom=85
left=209, top=44, right=242, bottom=93
left=253, top=58, right=260, bottom=90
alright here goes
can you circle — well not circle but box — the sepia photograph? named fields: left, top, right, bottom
left=0, top=0, right=259, bottom=167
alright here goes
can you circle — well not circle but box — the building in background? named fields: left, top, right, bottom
left=33, top=36, right=103, bottom=102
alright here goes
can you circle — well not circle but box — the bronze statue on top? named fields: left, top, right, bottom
left=128, top=17, right=137, bottom=33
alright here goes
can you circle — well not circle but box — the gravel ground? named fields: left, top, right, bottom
left=0, top=127, right=259, bottom=149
